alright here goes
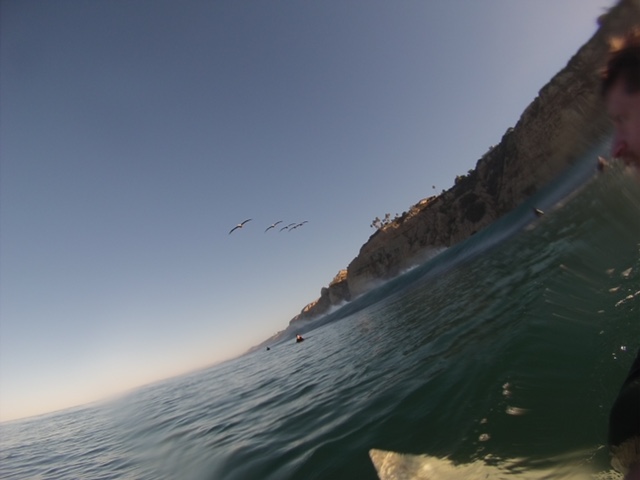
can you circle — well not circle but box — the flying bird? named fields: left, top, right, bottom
left=264, top=221, right=283, bottom=233
left=289, top=221, right=308, bottom=231
left=280, top=222, right=297, bottom=232
left=229, top=218, right=252, bottom=234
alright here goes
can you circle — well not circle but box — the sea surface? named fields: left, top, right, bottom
left=1, top=147, right=639, bottom=480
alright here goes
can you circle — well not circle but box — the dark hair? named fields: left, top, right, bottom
left=602, top=28, right=640, bottom=96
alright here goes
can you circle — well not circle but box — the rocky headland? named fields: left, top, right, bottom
left=288, top=0, right=640, bottom=326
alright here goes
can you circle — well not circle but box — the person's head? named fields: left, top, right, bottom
left=602, top=28, right=640, bottom=166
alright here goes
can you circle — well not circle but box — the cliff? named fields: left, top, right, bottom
left=289, top=269, right=350, bottom=325
left=289, top=0, right=640, bottom=323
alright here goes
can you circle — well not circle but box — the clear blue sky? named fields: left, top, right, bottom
left=0, top=0, right=615, bottom=422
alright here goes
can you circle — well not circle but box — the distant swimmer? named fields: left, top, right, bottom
left=264, top=221, right=283, bottom=233
left=296, top=334, right=304, bottom=343
left=266, top=347, right=270, bottom=351
left=228, top=218, right=252, bottom=234
left=597, top=156, right=610, bottom=172
left=533, top=208, right=544, bottom=217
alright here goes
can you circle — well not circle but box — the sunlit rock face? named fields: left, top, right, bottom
left=289, top=270, right=350, bottom=324
left=328, top=269, right=350, bottom=305
left=292, top=0, right=640, bottom=320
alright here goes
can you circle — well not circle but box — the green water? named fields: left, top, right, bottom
left=1, top=163, right=638, bottom=480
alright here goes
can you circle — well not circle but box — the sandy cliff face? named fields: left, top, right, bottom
left=290, top=0, right=640, bottom=323
left=289, top=270, right=350, bottom=324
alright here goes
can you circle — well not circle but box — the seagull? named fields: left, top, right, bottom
left=229, top=218, right=252, bottom=234
left=264, top=221, right=283, bottom=233
left=289, top=221, right=308, bottom=231
left=280, top=222, right=296, bottom=232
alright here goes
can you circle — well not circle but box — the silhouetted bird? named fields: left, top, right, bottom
left=280, top=222, right=296, bottom=232
left=264, top=221, right=283, bottom=233
left=289, top=221, right=308, bottom=231
left=229, top=219, right=252, bottom=234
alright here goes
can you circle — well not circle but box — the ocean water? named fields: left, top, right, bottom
left=1, top=150, right=639, bottom=480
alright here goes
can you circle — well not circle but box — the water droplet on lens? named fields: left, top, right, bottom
left=506, top=406, right=528, bottom=416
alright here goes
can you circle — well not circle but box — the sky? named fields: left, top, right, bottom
left=0, top=0, right=616, bottom=423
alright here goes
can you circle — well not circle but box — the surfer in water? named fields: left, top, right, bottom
left=601, top=27, right=640, bottom=480
left=295, top=334, right=304, bottom=343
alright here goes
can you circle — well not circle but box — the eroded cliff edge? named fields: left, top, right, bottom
left=289, top=0, right=640, bottom=325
